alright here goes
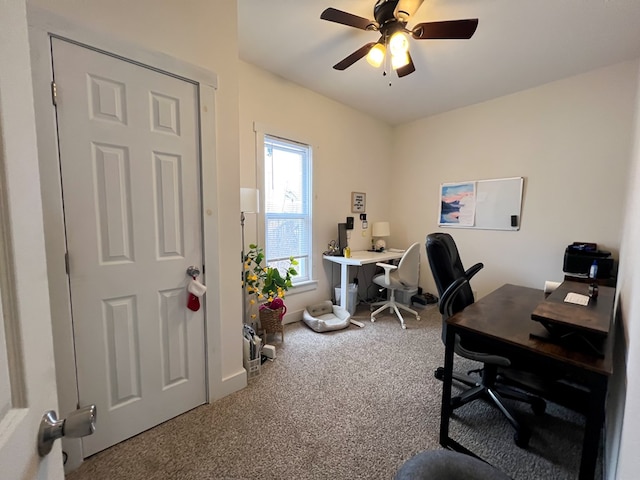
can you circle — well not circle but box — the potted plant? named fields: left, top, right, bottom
left=243, top=244, right=298, bottom=339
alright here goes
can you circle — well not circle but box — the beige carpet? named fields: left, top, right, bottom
left=66, top=303, right=598, bottom=480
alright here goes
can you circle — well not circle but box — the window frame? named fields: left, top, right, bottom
left=254, top=123, right=315, bottom=290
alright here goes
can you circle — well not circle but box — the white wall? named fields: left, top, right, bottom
left=392, top=60, right=639, bottom=299
left=27, top=0, right=244, bottom=396
left=239, top=61, right=393, bottom=318
left=609, top=60, right=640, bottom=479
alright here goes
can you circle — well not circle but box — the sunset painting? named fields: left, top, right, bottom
left=439, top=182, right=476, bottom=226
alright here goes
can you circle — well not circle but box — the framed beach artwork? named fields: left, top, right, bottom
left=439, top=182, right=476, bottom=227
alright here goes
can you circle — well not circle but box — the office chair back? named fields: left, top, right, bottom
left=425, top=233, right=475, bottom=315
left=396, top=242, right=421, bottom=288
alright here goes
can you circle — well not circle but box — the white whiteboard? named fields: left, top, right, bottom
left=439, top=177, right=524, bottom=231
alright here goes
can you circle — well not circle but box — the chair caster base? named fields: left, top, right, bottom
left=434, top=367, right=445, bottom=381
left=401, top=324, right=407, bottom=330
left=370, top=317, right=376, bottom=323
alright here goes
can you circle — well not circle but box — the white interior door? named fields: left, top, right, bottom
left=51, top=38, right=206, bottom=456
left=0, top=170, right=65, bottom=479
left=0, top=2, right=64, bottom=477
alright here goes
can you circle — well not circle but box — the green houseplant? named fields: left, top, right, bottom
left=243, top=244, right=298, bottom=320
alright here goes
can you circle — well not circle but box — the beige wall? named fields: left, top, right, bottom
left=27, top=0, right=243, bottom=395
left=239, top=61, right=393, bottom=318
left=392, top=60, right=639, bottom=300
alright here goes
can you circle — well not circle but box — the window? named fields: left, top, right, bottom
left=263, top=135, right=312, bottom=285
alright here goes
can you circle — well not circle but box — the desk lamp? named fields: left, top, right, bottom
left=372, top=221, right=390, bottom=251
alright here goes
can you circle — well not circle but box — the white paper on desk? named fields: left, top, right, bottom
left=564, top=292, right=590, bottom=306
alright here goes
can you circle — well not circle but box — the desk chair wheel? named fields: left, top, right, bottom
left=531, top=398, right=546, bottom=416
left=371, top=316, right=376, bottom=323
left=434, top=367, right=445, bottom=381
left=514, top=427, right=531, bottom=448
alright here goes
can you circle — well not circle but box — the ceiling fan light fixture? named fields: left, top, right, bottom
left=391, top=51, right=410, bottom=70
left=389, top=31, right=409, bottom=56
left=321, top=2, right=477, bottom=78
left=366, top=43, right=386, bottom=68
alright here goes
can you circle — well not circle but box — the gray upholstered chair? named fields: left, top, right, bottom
left=370, top=242, right=421, bottom=329
left=395, top=450, right=511, bottom=480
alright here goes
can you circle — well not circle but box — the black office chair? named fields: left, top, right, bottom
left=425, top=232, right=545, bottom=448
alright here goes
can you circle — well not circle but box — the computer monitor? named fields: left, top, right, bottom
left=337, top=223, right=348, bottom=256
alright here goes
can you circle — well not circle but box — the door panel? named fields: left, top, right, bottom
left=52, top=38, right=206, bottom=456
left=0, top=3, right=63, bottom=476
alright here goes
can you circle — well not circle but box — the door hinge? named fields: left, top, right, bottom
left=51, top=81, right=57, bottom=106
left=64, top=252, right=69, bottom=275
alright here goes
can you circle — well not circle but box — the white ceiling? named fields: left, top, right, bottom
left=238, top=0, right=640, bottom=125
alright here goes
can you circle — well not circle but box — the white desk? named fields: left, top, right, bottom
left=323, top=250, right=405, bottom=327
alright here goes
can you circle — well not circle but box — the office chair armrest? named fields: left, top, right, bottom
left=454, top=335, right=511, bottom=367
left=439, top=277, right=468, bottom=316
left=464, top=262, right=484, bottom=281
left=375, top=262, right=397, bottom=286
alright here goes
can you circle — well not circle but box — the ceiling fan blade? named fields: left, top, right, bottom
left=412, top=19, right=479, bottom=40
left=321, top=7, right=377, bottom=31
left=333, top=42, right=377, bottom=70
left=396, top=51, right=416, bottom=78
left=394, top=0, right=425, bottom=22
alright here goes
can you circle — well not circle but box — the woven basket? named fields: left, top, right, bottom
left=259, top=306, right=285, bottom=342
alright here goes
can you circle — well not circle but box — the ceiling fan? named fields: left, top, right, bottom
left=320, top=0, right=478, bottom=78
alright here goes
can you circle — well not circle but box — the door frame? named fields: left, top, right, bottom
left=28, top=7, right=238, bottom=472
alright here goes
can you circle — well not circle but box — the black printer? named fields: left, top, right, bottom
left=563, top=242, right=613, bottom=279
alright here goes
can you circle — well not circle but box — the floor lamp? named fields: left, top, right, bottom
left=240, top=188, right=259, bottom=326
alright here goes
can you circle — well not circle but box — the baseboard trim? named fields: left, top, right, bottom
left=283, top=308, right=303, bottom=325
left=210, top=368, right=247, bottom=401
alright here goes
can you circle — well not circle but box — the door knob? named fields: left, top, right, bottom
left=37, top=405, right=97, bottom=456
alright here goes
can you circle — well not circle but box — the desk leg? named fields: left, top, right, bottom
left=440, top=327, right=455, bottom=446
left=339, top=263, right=364, bottom=328
left=339, top=263, right=348, bottom=310
left=579, top=376, right=607, bottom=480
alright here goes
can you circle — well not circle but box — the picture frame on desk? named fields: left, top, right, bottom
left=351, top=192, right=365, bottom=213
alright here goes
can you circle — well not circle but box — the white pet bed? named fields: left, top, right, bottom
left=302, top=300, right=351, bottom=333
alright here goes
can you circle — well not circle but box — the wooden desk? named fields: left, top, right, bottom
left=440, top=284, right=614, bottom=480
left=531, top=281, right=614, bottom=357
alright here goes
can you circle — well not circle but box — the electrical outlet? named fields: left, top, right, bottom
left=362, top=230, right=367, bottom=237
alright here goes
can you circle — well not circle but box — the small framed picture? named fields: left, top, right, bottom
left=351, top=192, right=366, bottom=213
